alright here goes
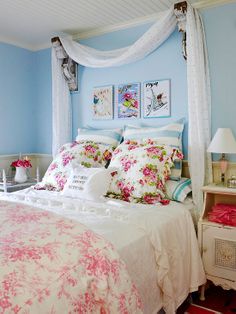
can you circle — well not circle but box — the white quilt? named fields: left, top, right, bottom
left=0, top=189, right=205, bottom=314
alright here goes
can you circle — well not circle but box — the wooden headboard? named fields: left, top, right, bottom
left=182, top=160, right=190, bottom=178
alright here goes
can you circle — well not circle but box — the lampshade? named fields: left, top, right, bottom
left=207, top=128, right=236, bottom=154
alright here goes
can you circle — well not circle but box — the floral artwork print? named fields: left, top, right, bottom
left=143, top=80, right=170, bottom=118
left=106, top=140, right=183, bottom=204
left=35, top=141, right=115, bottom=191
left=0, top=200, right=143, bottom=313
left=117, top=83, right=140, bottom=119
left=92, top=85, right=113, bottom=120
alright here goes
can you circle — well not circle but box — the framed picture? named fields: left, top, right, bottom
left=92, top=85, right=113, bottom=120
left=143, top=79, right=170, bottom=118
left=116, top=83, right=140, bottom=119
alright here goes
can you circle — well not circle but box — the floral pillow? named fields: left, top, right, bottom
left=106, top=140, right=183, bottom=205
left=35, top=141, right=114, bottom=191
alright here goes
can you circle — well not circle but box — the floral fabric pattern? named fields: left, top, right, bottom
left=0, top=200, right=142, bottom=313
left=106, top=140, right=183, bottom=204
left=35, top=141, right=114, bottom=191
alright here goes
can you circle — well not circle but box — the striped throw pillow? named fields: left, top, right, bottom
left=76, top=128, right=123, bottom=147
left=165, top=178, right=192, bottom=202
left=123, top=119, right=184, bottom=180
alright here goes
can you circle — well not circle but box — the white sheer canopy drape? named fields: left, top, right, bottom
left=51, top=2, right=212, bottom=213
left=186, top=5, right=212, bottom=211
left=52, top=48, right=71, bottom=157
left=60, top=9, right=177, bottom=68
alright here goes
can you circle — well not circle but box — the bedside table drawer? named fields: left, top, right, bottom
left=202, top=224, right=236, bottom=281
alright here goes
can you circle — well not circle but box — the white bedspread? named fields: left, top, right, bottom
left=0, top=189, right=205, bottom=314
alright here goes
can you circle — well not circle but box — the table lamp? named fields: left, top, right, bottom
left=207, top=128, right=236, bottom=184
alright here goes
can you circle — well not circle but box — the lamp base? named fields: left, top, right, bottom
left=219, top=153, right=228, bottom=184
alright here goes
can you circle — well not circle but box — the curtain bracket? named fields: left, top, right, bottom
left=174, top=1, right=187, bottom=60
left=51, top=37, right=78, bottom=92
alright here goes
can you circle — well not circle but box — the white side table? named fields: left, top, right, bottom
left=198, top=185, right=236, bottom=300
left=0, top=180, right=37, bottom=193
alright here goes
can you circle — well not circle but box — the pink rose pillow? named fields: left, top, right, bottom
left=35, top=141, right=113, bottom=191
left=106, top=140, right=183, bottom=204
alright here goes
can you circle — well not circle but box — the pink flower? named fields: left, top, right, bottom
left=146, top=147, right=160, bottom=155
left=0, top=297, right=11, bottom=310
left=85, top=145, right=96, bottom=154
left=122, top=187, right=131, bottom=201
left=11, top=159, right=32, bottom=168
left=49, top=163, right=58, bottom=171
left=124, top=161, right=131, bottom=172
left=156, top=181, right=164, bottom=190
left=55, top=173, right=67, bottom=190
left=173, top=149, right=184, bottom=160
left=128, top=144, right=138, bottom=151
left=146, top=139, right=155, bottom=145
left=122, top=92, right=133, bottom=100
left=117, top=181, right=124, bottom=189
left=160, top=199, right=170, bottom=205
left=139, top=179, right=145, bottom=186
left=143, top=194, right=161, bottom=204
left=143, top=167, right=151, bottom=176
left=150, top=173, right=157, bottom=182
left=133, top=100, right=138, bottom=109
left=113, top=148, right=122, bottom=156
left=177, top=151, right=184, bottom=159
left=62, top=154, right=73, bottom=166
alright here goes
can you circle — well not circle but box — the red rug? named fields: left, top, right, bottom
left=185, top=304, right=222, bottom=314
left=177, top=286, right=236, bottom=314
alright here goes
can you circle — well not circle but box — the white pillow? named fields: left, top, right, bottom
left=62, top=166, right=116, bottom=201
left=165, top=177, right=192, bottom=202
left=76, top=128, right=123, bottom=146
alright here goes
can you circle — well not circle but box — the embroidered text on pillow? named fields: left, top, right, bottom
left=62, top=166, right=117, bottom=201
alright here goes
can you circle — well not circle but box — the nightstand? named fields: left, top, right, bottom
left=198, top=185, right=236, bottom=300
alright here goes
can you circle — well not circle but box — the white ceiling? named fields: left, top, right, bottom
left=0, top=0, right=234, bottom=51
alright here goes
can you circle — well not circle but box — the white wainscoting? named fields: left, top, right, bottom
left=0, top=154, right=52, bottom=181
left=1, top=155, right=236, bottom=184
left=182, top=160, right=236, bottom=183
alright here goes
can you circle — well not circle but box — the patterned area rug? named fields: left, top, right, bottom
left=177, top=286, right=236, bottom=314
left=185, top=304, right=222, bottom=314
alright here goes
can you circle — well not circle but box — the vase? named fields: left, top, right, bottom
left=14, top=167, right=27, bottom=183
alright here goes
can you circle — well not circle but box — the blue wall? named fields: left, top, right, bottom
left=33, top=49, right=52, bottom=154
left=0, top=43, right=35, bottom=154
left=0, top=44, right=52, bottom=155
left=201, top=3, right=236, bottom=161
left=1, top=3, right=236, bottom=159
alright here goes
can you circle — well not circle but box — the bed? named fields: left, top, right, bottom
left=0, top=123, right=206, bottom=313
left=0, top=188, right=205, bottom=314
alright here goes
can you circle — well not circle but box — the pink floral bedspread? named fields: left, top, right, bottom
left=0, top=201, right=142, bottom=313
